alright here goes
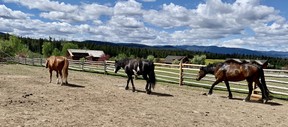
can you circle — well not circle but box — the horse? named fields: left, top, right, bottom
left=114, top=58, right=156, bottom=94
left=196, top=61, right=270, bottom=103
left=45, top=56, right=69, bottom=85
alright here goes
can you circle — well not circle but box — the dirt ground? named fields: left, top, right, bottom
left=0, top=64, right=287, bottom=127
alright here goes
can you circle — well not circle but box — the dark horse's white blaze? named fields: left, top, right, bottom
left=114, top=58, right=156, bottom=94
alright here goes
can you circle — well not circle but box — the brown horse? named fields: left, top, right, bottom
left=45, top=56, right=69, bottom=85
left=196, top=62, right=269, bottom=103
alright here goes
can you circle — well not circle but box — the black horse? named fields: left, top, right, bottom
left=114, top=58, right=156, bottom=94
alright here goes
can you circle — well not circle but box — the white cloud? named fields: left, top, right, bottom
left=140, top=0, right=156, bottom=2
left=2, top=0, right=288, bottom=52
left=0, top=5, right=30, bottom=19
left=144, top=3, right=193, bottom=28
left=39, top=3, right=113, bottom=23
left=114, top=0, right=143, bottom=16
left=109, top=15, right=144, bottom=28
left=4, top=0, right=77, bottom=12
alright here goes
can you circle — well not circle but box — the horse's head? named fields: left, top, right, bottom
left=196, top=66, right=207, bottom=81
left=114, top=60, right=122, bottom=73
left=45, top=59, right=49, bottom=68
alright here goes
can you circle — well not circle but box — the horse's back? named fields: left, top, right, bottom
left=47, top=56, right=68, bottom=71
left=142, top=60, right=154, bottom=71
left=216, top=62, right=259, bottom=81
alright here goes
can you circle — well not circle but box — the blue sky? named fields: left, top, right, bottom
left=1, top=0, right=288, bottom=52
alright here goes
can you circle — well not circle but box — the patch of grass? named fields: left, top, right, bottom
left=205, top=59, right=225, bottom=65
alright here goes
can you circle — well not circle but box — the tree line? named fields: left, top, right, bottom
left=0, top=33, right=287, bottom=68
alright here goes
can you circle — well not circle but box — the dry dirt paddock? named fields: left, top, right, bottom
left=0, top=64, right=288, bottom=127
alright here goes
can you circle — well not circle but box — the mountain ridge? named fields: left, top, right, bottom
left=83, top=40, right=288, bottom=58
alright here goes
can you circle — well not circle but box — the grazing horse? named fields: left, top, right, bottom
left=114, top=58, right=156, bottom=94
left=45, top=56, right=69, bottom=85
left=196, top=62, right=269, bottom=103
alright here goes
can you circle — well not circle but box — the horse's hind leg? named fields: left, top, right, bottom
left=224, top=80, right=233, bottom=99
left=257, top=82, right=268, bottom=103
left=244, top=80, right=253, bottom=102
left=125, top=77, right=130, bottom=90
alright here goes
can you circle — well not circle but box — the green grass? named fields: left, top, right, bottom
left=205, top=59, right=225, bottom=65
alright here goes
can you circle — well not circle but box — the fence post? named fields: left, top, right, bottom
left=81, top=59, right=84, bottom=70
left=179, top=60, right=183, bottom=86
left=32, top=57, right=34, bottom=66
left=104, top=60, right=107, bottom=74
left=40, top=57, right=43, bottom=66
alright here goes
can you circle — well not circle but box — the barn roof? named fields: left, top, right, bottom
left=164, top=55, right=188, bottom=64
left=67, top=49, right=105, bottom=58
left=225, top=58, right=268, bottom=65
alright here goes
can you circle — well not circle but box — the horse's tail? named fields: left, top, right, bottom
left=258, top=66, right=270, bottom=98
left=149, top=62, right=156, bottom=89
left=62, top=57, right=69, bottom=84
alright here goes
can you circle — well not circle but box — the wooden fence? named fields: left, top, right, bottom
left=14, top=57, right=288, bottom=97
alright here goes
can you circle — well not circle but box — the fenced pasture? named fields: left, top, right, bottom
left=1, top=63, right=288, bottom=126
left=15, top=57, right=288, bottom=98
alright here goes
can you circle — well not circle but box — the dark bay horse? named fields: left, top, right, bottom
left=45, top=56, right=69, bottom=85
left=196, top=62, right=269, bottom=103
left=114, top=58, right=156, bottom=94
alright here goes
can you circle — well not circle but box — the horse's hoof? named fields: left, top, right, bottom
left=125, top=87, right=129, bottom=90
left=228, top=96, right=233, bottom=99
left=243, top=99, right=250, bottom=102
left=146, top=90, right=151, bottom=94
left=268, top=96, right=273, bottom=100
left=262, top=99, right=268, bottom=104
left=208, top=92, right=213, bottom=95
left=132, top=89, right=136, bottom=92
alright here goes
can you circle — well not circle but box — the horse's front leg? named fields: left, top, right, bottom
left=130, top=76, right=136, bottom=92
left=224, top=80, right=233, bottom=99
left=143, top=74, right=151, bottom=94
left=208, top=80, right=221, bottom=95
left=244, top=80, right=253, bottom=102
left=59, top=70, right=63, bottom=85
left=56, top=71, right=60, bottom=84
left=125, top=76, right=131, bottom=90
left=49, top=70, right=52, bottom=83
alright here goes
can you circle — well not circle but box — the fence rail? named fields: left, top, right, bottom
left=13, top=57, right=288, bottom=98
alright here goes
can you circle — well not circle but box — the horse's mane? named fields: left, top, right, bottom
left=206, top=62, right=224, bottom=68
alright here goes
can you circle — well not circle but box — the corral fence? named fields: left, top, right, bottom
left=12, top=57, right=288, bottom=98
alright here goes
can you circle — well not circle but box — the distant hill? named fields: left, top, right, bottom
left=175, top=45, right=288, bottom=58
left=176, top=45, right=261, bottom=55
left=83, top=40, right=288, bottom=58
